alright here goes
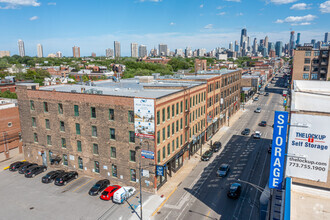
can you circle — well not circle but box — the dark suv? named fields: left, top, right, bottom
left=241, top=128, right=250, bottom=135
left=211, top=141, right=221, bottom=152
left=201, top=150, right=213, bottom=161
left=258, top=121, right=267, bottom=127
left=54, top=171, right=78, bottom=186
left=25, top=165, right=47, bottom=178
left=42, top=170, right=65, bottom=183
left=18, top=163, right=38, bottom=174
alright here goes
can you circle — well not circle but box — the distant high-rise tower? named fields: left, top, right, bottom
left=275, top=41, right=283, bottom=57
left=106, top=48, right=114, bottom=58
left=253, top=38, right=258, bottom=54
left=139, top=45, right=147, bottom=57
left=114, top=41, right=121, bottom=58
left=296, top=33, right=301, bottom=47
left=229, top=42, right=233, bottom=51
left=264, top=36, right=269, bottom=49
left=311, top=39, right=316, bottom=48
left=131, top=42, right=138, bottom=58
left=325, top=32, right=329, bottom=43
left=289, top=31, right=295, bottom=56
left=234, top=41, right=239, bottom=52
left=158, top=44, right=168, bottom=56
left=72, top=46, right=80, bottom=58
left=240, top=28, right=247, bottom=48
left=18, top=39, right=25, bottom=57
left=56, top=51, right=62, bottom=58
left=37, top=44, right=43, bottom=58
left=185, top=47, right=192, bottom=57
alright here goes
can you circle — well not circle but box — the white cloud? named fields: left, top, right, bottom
left=290, top=3, right=311, bottom=10
left=29, top=15, right=38, bottom=20
left=169, top=22, right=175, bottom=26
left=275, top=19, right=284, bottom=23
left=200, top=4, right=203, bottom=8
left=236, top=12, right=244, bottom=16
left=217, top=12, right=226, bottom=16
left=320, top=1, right=330, bottom=13
left=139, top=0, right=162, bottom=2
left=224, top=0, right=241, bottom=2
left=0, top=0, right=40, bottom=9
left=48, top=2, right=56, bottom=5
left=204, top=24, right=213, bottom=29
left=291, top=22, right=311, bottom=26
left=216, top=6, right=224, bottom=9
left=275, top=14, right=316, bottom=25
left=270, top=0, right=297, bottom=4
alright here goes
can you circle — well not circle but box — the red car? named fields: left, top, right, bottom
left=100, top=185, right=121, bottom=201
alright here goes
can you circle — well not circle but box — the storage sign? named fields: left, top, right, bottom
left=269, top=111, right=288, bottom=189
left=141, top=150, right=154, bottom=160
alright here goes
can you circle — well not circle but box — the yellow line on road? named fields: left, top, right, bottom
left=62, top=176, right=83, bottom=188
left=205, top=210, right=211, bottom=219
left=152, top=186, right=178, bottom=216
left=73, top=177, right=95, bottom=192
left=3, top=166, right=9, bottom=170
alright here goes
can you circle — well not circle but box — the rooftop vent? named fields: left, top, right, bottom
left=71, top=90, right=77, bottom=93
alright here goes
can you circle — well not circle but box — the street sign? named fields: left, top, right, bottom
left=156, top=165, right=164, bottom=176
left=141, top=169, right=150, bottom=178
left=269, top=111, right=289, bottom=189
left=141, top=150, right=154, bottom=160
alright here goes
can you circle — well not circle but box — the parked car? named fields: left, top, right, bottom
left=201, top=150, right=213, bottom=161
left=217, top=164, right=230, bottom=177
left=265, top=92, right=269, bottom=96
left=253, top=97, right=259, bottom=101
left=258, top=121, right=267, bottom=127
left=100, top=185, right=121, bottom=201
left=211, top=141, right=221, bottom=152
left=54, top=171, right=78, bottom=186
left=227, top=183, right=242, bottom=199
left=113, top=186, right=136, bottom=204
left=254, top=107, right=261, bottom=113
left=241, top=128, right=250, bottom=135
left=50, top=156, right=62, bottom=165
left=253, top=131, right=262, bottom=139
left=268, top=145, right=272, bottom=154
left=24, top=165, right=47, bottom=178
left=9, top=161, right=29, bottom=172
left=18, top=163, right=38, bottom=174
left=89, top=179, right=110, bottom=196
left=42, top=170, right=65, bottom=183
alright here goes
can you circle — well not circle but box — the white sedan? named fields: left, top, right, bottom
left=253, top=131, right=262, bottom=139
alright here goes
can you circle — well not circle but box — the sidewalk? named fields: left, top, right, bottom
left=0, top=153, right=24, bottom=172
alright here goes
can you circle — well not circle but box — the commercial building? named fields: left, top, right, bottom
left=158, top=44, right=168, bottom=56
left=0, top=51, right=10, bottom=58
left=131, top=43, right=138, bottom=58
left=0, top=99, right=23, bottom=161
left=289, top=31, right=295, bottom=57
left=18, top=40, right=25, bottom=57
left=325, top=32, right=329, bottom=43
left=275, top=41, right=283, bottom=57
left=139, top=45, right=147, bottom=58
left=105, top=48, right=114, bottom=58
left=292, top=45, right=330, bottom=81
left=114, top=41, right=121, bottom=58
left=37, top=44, right=43, bottom=58
left=16, top=70, right=241, bottom=193
left=72, top=46, right=80, bottom=58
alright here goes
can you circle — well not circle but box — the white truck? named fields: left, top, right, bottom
left=113, top=186, right=136, bottom=204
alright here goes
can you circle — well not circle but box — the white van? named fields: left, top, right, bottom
left=113, top=186, right=136, bottom=204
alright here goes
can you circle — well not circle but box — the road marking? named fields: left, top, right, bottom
left=152, top=186, right=178, bottom=216
left=73, top=177, right=95, bottom=192
left=62, top=176, right=83, bottom=188
left=205, top=210, right=211, bottom=219
left=3, top=166, right=9, bottom=170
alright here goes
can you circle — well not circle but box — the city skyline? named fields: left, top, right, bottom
left=0, top=0, right=329, bottom=56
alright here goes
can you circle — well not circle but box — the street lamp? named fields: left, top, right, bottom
left=135, top=145, right=143, bottom=220
left=237, top=179, right=269, bottom=194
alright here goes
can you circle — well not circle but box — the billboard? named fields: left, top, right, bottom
left=269, top=111, right=289, bottom=189
left=286, top=114, right=330, bottom=182
left=134, top=98, right=155, bottom=139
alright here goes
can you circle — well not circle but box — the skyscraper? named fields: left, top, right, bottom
left=240, top=28, right=247, bottom=48
left=37, top=44, right=43, bottom=58
left=18, top=39, right=25, bottom=57
left=264, top=36, right=269, bottom=50
left=229, top=42, right=233, bottom=51
left=56, top=51, right=62, bottom=58
left=275, top=41, right=283, bottom=57
left=106, top=48, right=114, bottom=58
left=296, top=33, right=301, bottom=47
left=253, top=38, right=258, bottom=55
left=325, top=32, right=329, bottom=43
left=72, top=46, right=80, bottom=58
left=139, top=45, right=147, bottom=57
left=114, top=41, right=121, bottom=58
left=131, top=42, right=138, bottom=58
left=289, top=31, right=295, bottom=56
left=159, top=44, right=168, bottom=56
left=311, top=39, right=316, bottom=48
left=185, top=47, right=192, bottom=57
left=268, top=42, right=275, bottom=54
left=234, top=41, right=239, bottom=52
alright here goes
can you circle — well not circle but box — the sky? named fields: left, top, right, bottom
left=0, top=0, right=329, bottom=56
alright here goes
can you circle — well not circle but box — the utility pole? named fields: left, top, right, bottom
left=135, top=143, right=143, bottom=220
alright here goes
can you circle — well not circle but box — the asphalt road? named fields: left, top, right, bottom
left=154, top=72, right=288, bottom=220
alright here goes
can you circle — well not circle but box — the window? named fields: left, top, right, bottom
left=176, top=103, right=179, bottom=115
left=180, top=118, right=183, bottom=130
left=167, top=125, right=170, bottom=138
left=111, top=147, right=116, bottom=158
left=32, top=117, right=36, bottom=127
left=34, top=133, right=38, bottom=143
left=63, top=154, right=68, bottom=166
left=167, top=143, right=170, bottom=156
left=30, top=100, right=35, bottom=110
left=162, top=128, right=165, bottom=141
left=162, top=146, right=165, bottom=159
left=130, top=169, right=136, bottom=182
left=61, top=138, right=66, bottom=148
left=110, top=128, right=115, bottom=140
left=303, top=73, right=309, bottom=79
left=93, top=143, right=99, bottom=155
left=303, top=66, right=310, bottom=71
left=78, top=157, right=83, bottom=169
left=74, top=105, right=79, bottom=116
left=311, top=73, right=318, bottom=80
left=157, top=111, right=160, bottom=125
left=60, top=121, right=65, bottom=132
left=43, top=102, right=48, bottom=112
left=130, top=150, right=136, bottom=162
left=47, top=135, right=52, bottom=146
left=172, top=122, right=175, bottom=135
left=91, top=107, right=96, bottom=118
left=305, top=51, right=311, bottom=56
left=129, top=131, right=135, bottom=143
left=304, top=58, right=311, bottom=64
left=185, top=99, right=188, bottom=111
left=128, top=111, right=134, bottom=123
left=157, top=131, right=160, bottom=144
left=112, top=164, right=117, bottom=177
left=58, top=103, right=63, bottom=114
left=8, top=122, right=12, bottom=127
left=176, top=120, right=179, bottom=132
left=45, top=119, right=50, bottom=129
left=90, top=126, right=97, bottom=137
left=109, top=109, right=114, bottom=120
left=76, top=123, right=80, bottom=135
left=314, top=51, right=320, bottom=56
left=77, top=140, right=82, bottom=152
left=172, top=140, right=174, bottom=152
left=167, top=106, right=170, bottom=119
left=162, top=108, right=165, bottom=122
left=94, top=161, right=100, bottom=173
left=176, top=137, right=179, bottom=149
left=180, top=134, right=182, bottom=145
left=157, top=150, right=160, bottom=163
left=180, top=101, right=183, bottom=113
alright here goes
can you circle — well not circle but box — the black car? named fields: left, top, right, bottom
left=18, top=163, right=38, bottom=174
left=264, top=92, right=269, bottom=96
left=54, top=171, right=78, bottom=186
left=201, top=150, right=213, bottom=161
left=241, top=128, right=250, bottom=135
left=227, top=183, right=242, bottom=199
left=42, top=170, right=65, bottom=183
left=88, top=179, right=110, bottom=196
left=25, top=165, right=47, bottom=178
left=211, top=141, right=221, bottom=152
left=9, top=161, right=29, bottom=171
left=258, top=121, right=267, bottom=127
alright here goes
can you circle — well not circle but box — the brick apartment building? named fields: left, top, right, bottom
left=0, top=99, right=23, bottom=161
left=195, top=59, right=207, bottom=72
left=16, top=70, right=241, bottom=193
left=292, top=45, right=330, bottom=81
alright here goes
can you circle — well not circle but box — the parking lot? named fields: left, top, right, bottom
left=0, top=168, right=151, bottom=220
